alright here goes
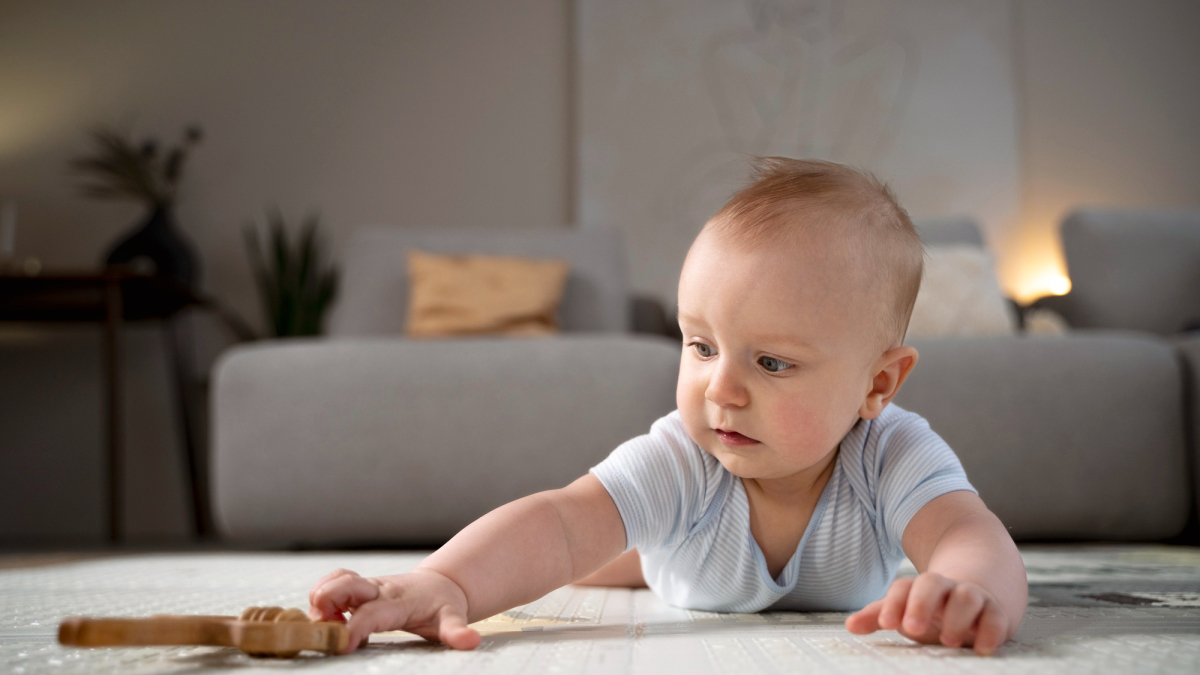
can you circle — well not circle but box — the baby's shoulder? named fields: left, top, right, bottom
left=872, top=402, right=927, bottom=429
left=643, top=411, right=724, bottom=474
left=840, top=404, right=957, bottom=483
left=855, top=403, right=938, bottom=449
left=591, top=410, right=733, bottom=544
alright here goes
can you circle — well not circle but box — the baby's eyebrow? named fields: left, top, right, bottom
left=749, top=334, right=821, bottom=353
left=678, top=315, right=820, bottom=354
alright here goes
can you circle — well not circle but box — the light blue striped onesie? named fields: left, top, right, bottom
left=590, top=404, right=976, bottom=613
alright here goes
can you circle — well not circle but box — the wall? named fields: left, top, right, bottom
left=0, top=0, right=571, bottom=314
left=577, top=0, right=1023, bottom=304
left=0, top=0, right=570, bottom=543
left=1011, top=0, right=1200, bottom=300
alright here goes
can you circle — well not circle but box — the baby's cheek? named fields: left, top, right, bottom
left=769, top=398, right=839, bottom=457
left=676, top=361, right=707, bottom=409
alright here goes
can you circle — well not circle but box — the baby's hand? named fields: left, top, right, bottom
left=308, top=567, right=481, bottom=653
left=844, top=572, right=1011, bottom=656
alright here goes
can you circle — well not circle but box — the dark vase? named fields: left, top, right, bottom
left=104, top=204, right=199, bottom=286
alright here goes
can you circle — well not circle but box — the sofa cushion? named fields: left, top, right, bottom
left=211, top=335, right=679, bottom=544
left=329, top=226, right=629, bottom=336
left=405, top=251, right=570, bottom=336
left=896, top=333, right=1189, bottom=541
left=907, top=245, right=1017, bottom=338
left=1059, top=209, right=1200, bottom=334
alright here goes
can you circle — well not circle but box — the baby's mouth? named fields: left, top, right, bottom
left=714, top=428, right=760, bottom=446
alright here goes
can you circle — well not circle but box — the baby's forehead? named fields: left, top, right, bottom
left=691, top=218, right=898, bottom=344
left=703, top=211, right=875, bottom=282
left=692, top=227, right=877, bottom=307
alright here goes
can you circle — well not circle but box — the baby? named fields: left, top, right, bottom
left=308, top=158, right=1028, bottom=656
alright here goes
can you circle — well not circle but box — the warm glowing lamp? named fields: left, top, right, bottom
left=1012, top=268, right=1072, bottom=304
left=1045, top=273, right=1071, bottom=296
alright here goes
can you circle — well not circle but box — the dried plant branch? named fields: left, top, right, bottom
left=71, top=125, right=204, bottom=207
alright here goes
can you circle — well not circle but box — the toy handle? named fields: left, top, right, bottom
left=58, top=615, right=238, bottom=649
left=58, top=613, right=349, bottom=657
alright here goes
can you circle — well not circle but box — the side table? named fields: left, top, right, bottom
left=0, top=270, right=254, bottom=542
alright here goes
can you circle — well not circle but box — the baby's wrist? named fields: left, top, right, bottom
left=408, top=567, right=472, bottom=604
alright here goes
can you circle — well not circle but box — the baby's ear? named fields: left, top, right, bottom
left=859, top=346, right=919, bottom=420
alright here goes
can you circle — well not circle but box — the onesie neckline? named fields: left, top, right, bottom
left=742, top=445, right=845, bottom=593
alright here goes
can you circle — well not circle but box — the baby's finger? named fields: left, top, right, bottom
left=343, top=598, right=411, bottom=654
left=972, top=601, right=1009, bottom=656
left=902, top=574, right=953, bottom=636
left=308, top=569, right=361, bottom=618
left=311, top=567, right=361, bottom=589
left=309, top=574, right=382, bottom=622
left=938, top=585, right=984, bottom=648
left=845, top=599, right=884, bottom=634
left=877, top=577, right=914, bottom=631
left=436, top=606, right=481, bottom=651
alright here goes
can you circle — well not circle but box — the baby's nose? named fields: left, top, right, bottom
left=705, top=367, right=749, bottom=407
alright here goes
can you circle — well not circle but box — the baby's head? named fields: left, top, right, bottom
left=676, top=158, right=924, bottom=480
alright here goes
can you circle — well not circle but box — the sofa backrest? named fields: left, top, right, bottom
left=327, top=226, right=630, bottom=336
left=1059, top=209, right=1200, bottom=334
left=913, top=216, right=986, bottom=248
left=897, top=333, right=1190, bottom=541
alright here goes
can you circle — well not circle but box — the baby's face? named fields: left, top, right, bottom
left=676, top=229, right=883, bottom=481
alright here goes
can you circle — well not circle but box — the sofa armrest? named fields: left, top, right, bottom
left=211, top=335, right=680, bottom=545
left=897, top=332, right=1190, bottom=541
left=1174, top=334, right=1200, bottom=530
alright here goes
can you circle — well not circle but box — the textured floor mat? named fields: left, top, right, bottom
left=2, top=545, right=1198, bottom=673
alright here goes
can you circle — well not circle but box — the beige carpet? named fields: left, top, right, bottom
left=2, top=546, right=1199, bottom=673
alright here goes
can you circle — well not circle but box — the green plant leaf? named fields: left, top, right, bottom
left=243, top=224, right=280, bottom=336
left=242, top=208, right=339, bottom=338
left=268, top=208, right=289, bottom=284
left=296, top=212, right=318, bottom=296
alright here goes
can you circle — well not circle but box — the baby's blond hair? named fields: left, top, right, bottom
left=703, top=157, right=924, bottom=349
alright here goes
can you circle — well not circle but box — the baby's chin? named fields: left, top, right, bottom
left=701, top=439, right=838, bottom=482
left=699, top=442, right=779, bottom=479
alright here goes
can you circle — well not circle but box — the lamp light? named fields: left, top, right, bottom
left=1013, top=268, right=1071, bottom=304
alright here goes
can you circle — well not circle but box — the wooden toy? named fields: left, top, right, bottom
left=58, top=606, right=349, bottom=658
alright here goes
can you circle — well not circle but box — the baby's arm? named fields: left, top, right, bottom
left=845, top=491, right=1027, bottom=655
left=574, top=548, right=647, bottom=588
left=308, top=473, right=626, bottom=652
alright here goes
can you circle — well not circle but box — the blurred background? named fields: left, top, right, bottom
left=1, top=0, right=1198, bottom=548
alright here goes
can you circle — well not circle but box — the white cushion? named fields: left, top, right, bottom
left=906, top=245, right=1016, bottom=339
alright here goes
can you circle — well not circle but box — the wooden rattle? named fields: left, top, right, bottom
left=58, top=605, right=349, bottom=658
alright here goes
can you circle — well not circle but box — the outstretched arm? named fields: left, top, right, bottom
left=575, top=548, right=647, bottom=588
left=845, top=491, right=1027, bottom=655
left=309, top=473, right=626, bottom=652
left=419, top=473, right=627, bottom=618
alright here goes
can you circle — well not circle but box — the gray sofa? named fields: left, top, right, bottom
left=213, top=227, right=681, bottom=545
left=211, top=216, right=1200, bottom=545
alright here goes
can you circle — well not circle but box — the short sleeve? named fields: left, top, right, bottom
left=590, top=411, right=715, bottom=551
left=875, top=411, right=976, bottom=552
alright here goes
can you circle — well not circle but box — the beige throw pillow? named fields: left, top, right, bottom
left=906, top=245, right=1017, bottom=339
left=405, top=250, right=570, bottom=337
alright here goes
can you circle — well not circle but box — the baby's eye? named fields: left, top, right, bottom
left=692, top=343, right=715, bottom=358
left=758, top=355, right=793, bottom=373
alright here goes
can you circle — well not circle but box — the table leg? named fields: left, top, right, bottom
left=103, top=278, right=123, bottom=543
left=164, top=315, right=213, bottom=537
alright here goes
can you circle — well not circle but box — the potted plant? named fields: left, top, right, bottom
left=71, top=125, right=204, bottom=285
left=243, top=209, right=338, bottom=337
